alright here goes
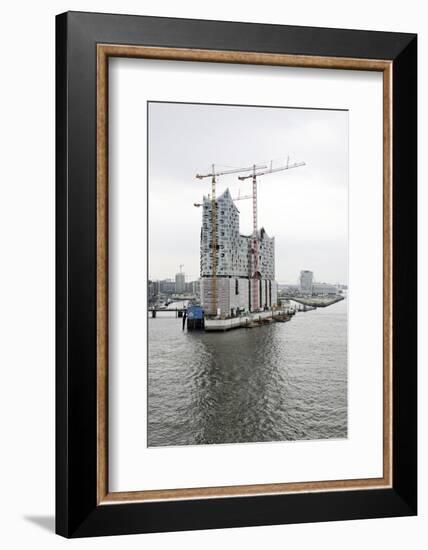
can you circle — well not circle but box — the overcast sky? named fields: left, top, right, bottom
left=148, top=102, right=348, bottom=284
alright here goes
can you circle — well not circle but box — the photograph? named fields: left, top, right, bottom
left=0, top=1, right=419, bottom=544
left=147, top=101, right=349, bottom=447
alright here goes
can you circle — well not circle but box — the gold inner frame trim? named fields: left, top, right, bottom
left=96, top=44, right=393, bottom=505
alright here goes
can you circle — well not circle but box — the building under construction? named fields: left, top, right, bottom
left=200, top=188, right=277, bottom=316
left=196, top=160, right=304, bottom=319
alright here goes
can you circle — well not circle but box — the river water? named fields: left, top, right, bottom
left=148, top=299, right=347, bottom=447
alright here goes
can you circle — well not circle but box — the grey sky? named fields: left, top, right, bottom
left=148, top=102, right=348, bottom=284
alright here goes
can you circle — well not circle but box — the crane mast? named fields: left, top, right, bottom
left=210, top=165, right=217, bottom=316
left=252, top=165, right=259, bottom=312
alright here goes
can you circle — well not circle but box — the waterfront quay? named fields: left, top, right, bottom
left=286, top=295, right=345, bottom=308
left=148, top=296, right=345, bottom=332
left=205, top=308, right=293, bottom=331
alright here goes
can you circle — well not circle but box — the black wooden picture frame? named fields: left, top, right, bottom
left=56, top=11, right=417, bottom=538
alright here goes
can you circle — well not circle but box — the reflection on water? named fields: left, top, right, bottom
left=148, top=299, right=347, bottom=446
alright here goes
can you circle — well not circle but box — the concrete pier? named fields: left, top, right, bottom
left=204, top=309, right=291, bottom=332
left=289, top=295, right=344, bottom=308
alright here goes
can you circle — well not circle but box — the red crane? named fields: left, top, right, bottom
left=238, top=158, right=306, bottom=311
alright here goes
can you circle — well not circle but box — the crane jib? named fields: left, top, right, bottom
left=195, top=164, right=267, bottom=180
left=238, top=162, right=306, bottom=180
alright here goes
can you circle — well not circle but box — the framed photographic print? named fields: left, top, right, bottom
left=56, top=11, right=417, bottom=537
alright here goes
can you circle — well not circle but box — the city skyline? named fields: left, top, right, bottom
left=148, top=271, right=347, bottom=287
left=148, top=102, right=348, bottom=284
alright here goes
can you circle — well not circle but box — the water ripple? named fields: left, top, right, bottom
left=148, top=300, right=347, bottom=446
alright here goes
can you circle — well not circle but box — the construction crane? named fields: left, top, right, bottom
left=233, top=189, right=253, bottom=202
left=193, top=190, right=253, bottom=208
left=238, top=158, right=306, bottom=311
left=195, top=164, right=266, bottom=315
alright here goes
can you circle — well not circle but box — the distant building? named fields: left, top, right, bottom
left=159, top=279, right=175, bottom=294
left=175, top=271, right=186, bottom=294
left=312, top=282, right=338, bottom=295
left=148, top=280, right=160, bottom=299
left=200, top=188, right=277, bottom=316
left=278, top=283, right=299, bottom=295
left=186, top=280, right=200, bottom=296
left=299, top=270, right=313, bottom=294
